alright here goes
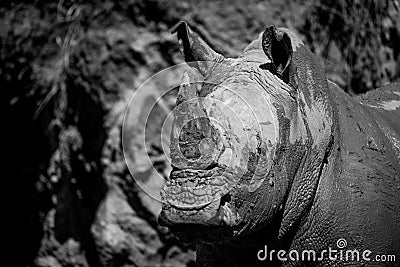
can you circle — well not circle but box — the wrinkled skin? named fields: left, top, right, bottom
left=158, top=21, right=400, bottom=266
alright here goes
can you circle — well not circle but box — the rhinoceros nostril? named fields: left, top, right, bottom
left=204, top=162, right=219, bottom=170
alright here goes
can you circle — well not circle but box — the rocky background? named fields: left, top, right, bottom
left=2, top=0, right=399, bottom=266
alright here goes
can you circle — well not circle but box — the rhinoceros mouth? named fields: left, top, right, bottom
left=159, top=166, right=239, bottom=227
left=163, top=167, right=232, bottom=208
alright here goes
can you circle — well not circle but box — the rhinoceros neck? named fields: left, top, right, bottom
left=277, top=45, right=335, bottom=240
left=287, top=81, right=400, bottom=254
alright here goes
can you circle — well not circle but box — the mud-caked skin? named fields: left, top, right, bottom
left=158, top=21, right=400, bottom=266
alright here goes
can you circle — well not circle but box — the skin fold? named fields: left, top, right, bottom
left=158, top=21, right=400, bottom=266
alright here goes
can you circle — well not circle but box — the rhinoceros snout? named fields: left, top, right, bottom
left=169, top=72, right=223, bottom=170
left=176, top=118, right=216, bottom=160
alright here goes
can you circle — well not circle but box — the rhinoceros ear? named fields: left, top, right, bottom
left=171, top=21, right=224, bottom=74
left=261, top=25, right=293, bottom=84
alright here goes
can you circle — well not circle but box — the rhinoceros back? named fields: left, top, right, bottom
left=357, top=83, right=400, bottom=163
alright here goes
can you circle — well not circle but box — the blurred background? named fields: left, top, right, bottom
left=2, top=0, right=399, bottom=266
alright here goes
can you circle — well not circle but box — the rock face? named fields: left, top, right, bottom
left=2, top=0, right=399, bottom=266
left=301, top=0, right=400, bottom=93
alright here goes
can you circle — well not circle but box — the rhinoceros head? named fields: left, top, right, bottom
left=159, top=21, right=333, bottom=243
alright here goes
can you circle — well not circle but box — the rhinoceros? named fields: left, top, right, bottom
left=158, top=21, right=400, bottom=266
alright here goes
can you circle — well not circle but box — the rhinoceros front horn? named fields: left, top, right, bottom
left=172, top=21, right=224, bottom=75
